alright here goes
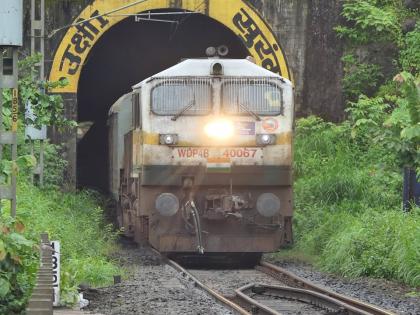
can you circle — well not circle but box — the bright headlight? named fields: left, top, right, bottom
left=159, top=134, right=178, bottom=145
left=204, top=119, right=234, bottom=139
left=256, top=134, right=276, bottom=146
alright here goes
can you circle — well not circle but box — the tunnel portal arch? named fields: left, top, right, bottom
left=48, top=0, right=291, bottom=190
left=49, top=0, right=291, bottom=90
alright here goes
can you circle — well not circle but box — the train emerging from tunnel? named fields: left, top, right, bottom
left=108, top=52, right=294, bottom=261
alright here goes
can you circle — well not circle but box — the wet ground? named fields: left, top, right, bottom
left=266, top=255, right=420, bottom=315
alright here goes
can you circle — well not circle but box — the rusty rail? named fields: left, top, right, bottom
left=165, top=257, right=251, bottom=315
left=257, top=261, right=396, bottom=315
left=235, top=283, right=373, bottom=315
left=26, top=232, right=54, bottom=315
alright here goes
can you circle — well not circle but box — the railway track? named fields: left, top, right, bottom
left=164, top=256, right=396, bottom=315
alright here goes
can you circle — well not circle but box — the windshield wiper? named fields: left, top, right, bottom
left=171, top=94, right=196, bottom=121
left=237, top=95, right=261, bottom=121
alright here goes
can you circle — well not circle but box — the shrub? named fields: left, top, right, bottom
left=335, top=0, right=400, bottom=45
left=400, top=24, right=420, bottom=73
left=289, top=115, right=418, bottom=286
left=0, top=218, right=37, bottom=315
left=342, top=54, right=383, bottom=100
left=321, top=210, right=420, bottom=286
left=1, top=182, right=120, bottom=311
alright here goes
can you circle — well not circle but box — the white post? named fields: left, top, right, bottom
left=51, top=241, right=60, bottom=306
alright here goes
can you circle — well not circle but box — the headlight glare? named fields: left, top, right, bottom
left=204, top=119, right=234, bottom=139
left=159, top=134, right=178, bottom=145
left=256, top=134, right=276, bottom=145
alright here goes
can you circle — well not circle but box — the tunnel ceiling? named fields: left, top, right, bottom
left=76, top=10, right=248, bottom=190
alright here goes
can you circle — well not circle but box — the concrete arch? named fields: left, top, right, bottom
left=49, top=0, right=291, bottom=92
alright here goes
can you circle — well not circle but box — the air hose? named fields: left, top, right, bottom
left=184, top=200, right=204, bottom=254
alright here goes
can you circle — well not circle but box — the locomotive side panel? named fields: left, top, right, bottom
left=108, top=93, right=132, bottom=199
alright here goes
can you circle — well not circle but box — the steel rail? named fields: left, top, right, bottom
left=236, top=283, right=374, bottom=315
left=258, top=261, right=396, bottom=315
left=164, top=257, right=251, bottom=315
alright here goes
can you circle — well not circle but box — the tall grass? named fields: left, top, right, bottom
left=290, top=116, right=419, bottom=287
left=3, top=181, right=120, bottom=305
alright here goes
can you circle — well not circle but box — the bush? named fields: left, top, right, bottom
left=342, top=55, right=383, bottom=100
left=321, top=210, right=419, bottom=286
left=1, top=182, right=120, bottom=311
left=335, top=0, right=400, bottom=45
left=400, top=24, right=420, bottom=73
left=0, top=219, right=37, bottom=315
left=16, top=183, right=119, bottom=304
left=289, top=116, right=419, bottom=286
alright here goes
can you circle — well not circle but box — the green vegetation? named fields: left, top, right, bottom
left=292, top=116, right=419, bottom=286
left=286, top=0, right=419, bottom=287
left=0, top=54, right=119, bottom=315
left=1, top=182, right=119, bottom=314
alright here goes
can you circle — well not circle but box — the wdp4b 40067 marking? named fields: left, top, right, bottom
left=176, top=148, right=259, bottom=159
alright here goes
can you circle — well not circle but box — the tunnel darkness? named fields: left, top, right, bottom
left=77, top=10, right=248, bottom=191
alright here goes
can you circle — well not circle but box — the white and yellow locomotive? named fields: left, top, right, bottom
left=108, top=53, right=294, bottom=260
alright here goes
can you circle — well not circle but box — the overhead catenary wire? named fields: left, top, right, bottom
left=107, top=11, right=200, bottom=17
left=48, top=0, right=149, bottom=38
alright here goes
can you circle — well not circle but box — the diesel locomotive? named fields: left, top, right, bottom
left=108, top=51, right=294, bottom=260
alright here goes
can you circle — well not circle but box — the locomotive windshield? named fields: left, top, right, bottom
left=152, top=78, right=212, bottom=115
left=222, top=79, right=283, bottom=116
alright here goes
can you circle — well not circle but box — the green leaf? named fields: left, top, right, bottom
left=8, top=233, right=33, bottom=248
left=0, top=240, right=6, bottom=261
left=16, top=155, right=37, bottom=169
left=0, top=278, right=10, bottom=298
left=401, top=125, right=420, bottom=140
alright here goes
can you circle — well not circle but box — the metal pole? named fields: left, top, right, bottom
left=30, top=141, right=34, bottom=184
left=11, top=134, right=16, bottom=217
left=0, top=1, right=22, bottom=217
left=0, top=86, right=3, bottom=161
left=39, top=140, right=44, bottom=186
left=0, top=85, right=3, bottom=214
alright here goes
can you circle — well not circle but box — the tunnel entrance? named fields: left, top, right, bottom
left=76, top=10, right=248, bottom=191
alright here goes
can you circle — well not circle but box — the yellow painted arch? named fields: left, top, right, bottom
left=49, top=0, right=291, bottom=93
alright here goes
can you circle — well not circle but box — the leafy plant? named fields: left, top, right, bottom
left=1, top=53, right=75, bottom=130
left=287, top=115, right=418, bottom=286
left=399, top=24, right=420, bottom=73
left=335, top=0, right=401, bottom=45
left=342, top=54, right=383, bottom=100
left=0, top=218, right=37, bottom=315
left=385, top=72, right=420, bottom=171
left=14, top=183, right=120, bottom=305
left=0, top=54, right=76, bottom=186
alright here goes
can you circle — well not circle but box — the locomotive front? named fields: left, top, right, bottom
left=116, top=57, right=294, bottom=257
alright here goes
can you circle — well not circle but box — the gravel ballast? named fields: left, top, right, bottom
left=266, top=256, right=420, bottom=315
left=84, top=243, right=232, bottom=315
left=83, top=241, right=419, bottom=315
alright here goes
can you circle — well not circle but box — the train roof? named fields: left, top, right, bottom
left=132, top=58, right=290, bottom=89
left=109, top=92, right=131, bottom=115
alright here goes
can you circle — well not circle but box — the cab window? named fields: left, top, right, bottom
left=152, top=78, right=212, bottom=115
